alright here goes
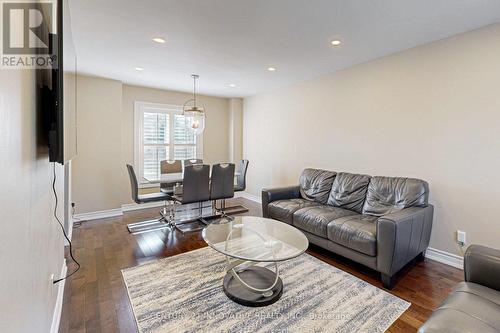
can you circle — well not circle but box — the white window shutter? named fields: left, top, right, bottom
left=138, top=108, right=198, bottom=182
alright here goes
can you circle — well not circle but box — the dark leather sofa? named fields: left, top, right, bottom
left=419, top=245, right=500, bottom=333
left=262, top=168, right=434, bottom=288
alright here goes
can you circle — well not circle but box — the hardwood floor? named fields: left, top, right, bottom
left=59, top=198, right=463, bottom=333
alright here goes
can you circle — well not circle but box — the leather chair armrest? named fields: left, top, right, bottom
left=261, top=186, right=301, bottom=218
left=376, top=205, right=434, bottom=276
left=464, top=244, right=500, bottom=291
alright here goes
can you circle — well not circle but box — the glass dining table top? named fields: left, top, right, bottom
left=202, top=216, right=309, bottom=262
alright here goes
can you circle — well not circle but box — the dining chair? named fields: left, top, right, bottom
left=210, top=163, right=235, bottom=216
left=171, top=164, right=211, bottom=233
left=224, top=159, right=250, bottom=214
left=125, top=164, right=173, bottom=234
left=184, top=159, right=203, bottom=167
left=160, top=160, right=182, bottom=194
left=234, top=159, right=249, bottom=192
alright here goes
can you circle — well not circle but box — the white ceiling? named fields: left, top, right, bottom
left=68, top=0, right=500, bottom=98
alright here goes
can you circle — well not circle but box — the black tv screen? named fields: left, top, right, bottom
left=50, top=0, right=64, bottom=163
left=37, top=0, right=76, bottom=164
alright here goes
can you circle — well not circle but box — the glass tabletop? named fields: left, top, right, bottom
left=202, top=216, right=309, bottom=262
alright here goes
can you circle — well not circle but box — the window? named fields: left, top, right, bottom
left=134, top=102, right=203, bottom=184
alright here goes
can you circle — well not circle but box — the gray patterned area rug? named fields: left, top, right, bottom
left=122, top=247, right=410, bottom=333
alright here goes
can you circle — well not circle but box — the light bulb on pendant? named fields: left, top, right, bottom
left=192, top=119, right=199, bottom=129
left=183, top=74, right=206, bottom=135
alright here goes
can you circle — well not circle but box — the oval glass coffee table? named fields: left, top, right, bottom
left=202, top=216, right=308, bottom=307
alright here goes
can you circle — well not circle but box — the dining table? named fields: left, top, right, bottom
left=143, top=171, right=241, bottom=193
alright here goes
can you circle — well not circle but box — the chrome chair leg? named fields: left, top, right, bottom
left=159, top=200, right=169, bottom=222
left=213, top=199, right=235, bottom=221
left=169, top=201, right=214, bottom=234
left=222, top=199, right=249, bottom=215
left=212, top=200, right=216, bottom=215
left=128, top=200, right=174, bottom=234
left=168, top=200, right=176, bottom=226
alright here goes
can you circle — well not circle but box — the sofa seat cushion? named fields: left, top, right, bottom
left=292, top=206, right=357, bottom=238
left=268, top=199, right=320, bottom=224
left=326, top=214, right=378, bottom=256
left=418, top=282, right=500, bottom=333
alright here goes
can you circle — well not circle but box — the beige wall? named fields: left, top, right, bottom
left=73, top=76, right=236, bottom=213
left=228, top=98, right=243, bottom=162
left=0, top=69, right=65, bottom=331
left=72, top=76, right=124, bottom=213
left=243, top=23, right=500, bottom=256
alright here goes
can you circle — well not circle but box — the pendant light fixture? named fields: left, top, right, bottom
left=183, top=74, right=206, bottom=135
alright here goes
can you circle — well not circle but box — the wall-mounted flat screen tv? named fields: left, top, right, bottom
left=37, top=0, right=77, bottom=164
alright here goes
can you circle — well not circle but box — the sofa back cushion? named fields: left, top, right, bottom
left=327, top=172, right=371, bottom=213
left=299, top=168, right=336, bottom=204
left=362, top=176, right=429, bottom=216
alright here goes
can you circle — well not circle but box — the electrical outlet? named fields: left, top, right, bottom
left=457, top=230, right=466, bottom=246
left=50, top=273, right=55, bottom=284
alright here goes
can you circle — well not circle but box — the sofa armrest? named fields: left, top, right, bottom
left=464, top=244, right=500, bottom=291
left=376, top=205, right=434, bottom=276
left=261, top=186, right=301, bottom=218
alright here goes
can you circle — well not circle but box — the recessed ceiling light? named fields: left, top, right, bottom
left=152, top=37, right=166, bottom=44
left=331, top=40, right=341, bottom=46
left=134, top=67, right=144, bottom=71
left=229, top=83, right=236, bottom=88
left=267, top=67, right=276, bottom=72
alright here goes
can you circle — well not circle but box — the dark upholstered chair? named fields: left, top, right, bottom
left=125, top=164, right=172, bottom=234
left=262, top=168, right=433, bottom=289
left=171, top=164, right=210, bottom=232
left=419, top=245, right=500, bottom=333
left=210, top=163, right=235, bottom=215
left=184, top=159, right=203, bottom=167
left=160, top=160, right=182, bottom=194
left=223, top=159, right=249, bottom=214
left=234, top=159, right=249, bottom=192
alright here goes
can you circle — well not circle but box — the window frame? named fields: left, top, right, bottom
left=134, top=101, right=203, bottom=187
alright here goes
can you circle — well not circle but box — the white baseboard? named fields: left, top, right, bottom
left=73, top=203, right=162, bottom=221
left=122, top=201, right=165, bottom=212
left=76, top=194, right=261, bottom=221
left=425, top=247, right=463, bottom=269
left=235, top=191, right=261, bottom=203
left=73, top=208, right=123, bottom=221
left=50, top=260, right=67, bottom=333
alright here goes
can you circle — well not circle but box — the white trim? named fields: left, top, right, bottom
left=425, top=247, right=463, bottom=269
left=73, top=203, right=166, bottom=221
left=73, top=208, right=123, bottom=221
left=134, top=101, right=184, bottom=111
left=122, top=201, right=165, bottom=212
left=133, top=101, right=203, bottom=185
left=235, top=191, right=261, bottom=203
left=64, top=161, right=73, bottom=243
left=64, top=215, right=73, bottom=246
left=74, top=193, right=261, bottom=222
left=50, top=260, right=67, bottom=333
